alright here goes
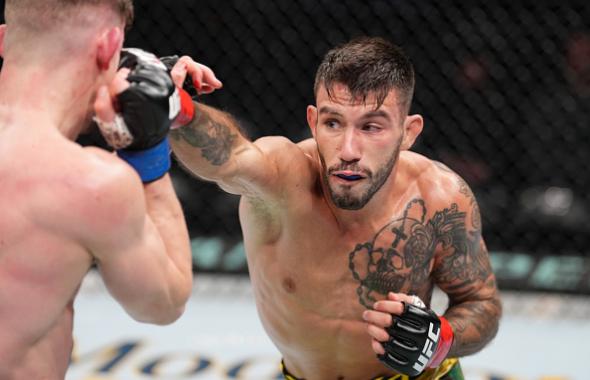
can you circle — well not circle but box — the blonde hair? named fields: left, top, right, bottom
left=5, top=0, right=134, bottom=33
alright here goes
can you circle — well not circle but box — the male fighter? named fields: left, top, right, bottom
left=0, top=1, right=193, bottom=378
left=170, top=37, right=501, bottom=379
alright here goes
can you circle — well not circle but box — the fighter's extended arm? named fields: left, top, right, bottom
left=431, top=173, right=502, bottom=357
left=166, top=56, right=289, bottom=198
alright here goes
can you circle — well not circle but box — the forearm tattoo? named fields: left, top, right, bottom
left=170, top=106, right=237, bottom=166
left=349, top=174, right=500, bottom=355
left=444, top=278, right=502, bottom=356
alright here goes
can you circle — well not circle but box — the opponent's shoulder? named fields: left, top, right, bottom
left=25, top=143, right=144, bottom=247
left=64, top=147, right=144, bottom=232
left=80, top=146, right=143, bottom=205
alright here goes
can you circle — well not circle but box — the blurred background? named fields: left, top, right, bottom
left=123, top=0, right=590, bottom=296
left=3, top=0, right=589, bottom=379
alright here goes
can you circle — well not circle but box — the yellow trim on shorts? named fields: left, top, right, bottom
left=280, top=360, right=298, bottom=380
left=281, top=358, right=459, bottom=380
left=372, top=358, right=459, bottom=380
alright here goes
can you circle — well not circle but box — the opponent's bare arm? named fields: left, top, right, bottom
left=82, top=71, right=192, bottom=325
left=81, top=160, right=191, bottom=325
left=167, top=56, right=298, bottom=198
left=430, top=168, right=502, bottom=356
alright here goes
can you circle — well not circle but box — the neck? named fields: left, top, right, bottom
left=0, top=55, right=98, bottom=139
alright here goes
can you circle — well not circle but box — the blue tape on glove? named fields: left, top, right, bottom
left=117, top=137, right=171, bottom=182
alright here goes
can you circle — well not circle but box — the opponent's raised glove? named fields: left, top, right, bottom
left=119, top=49, right=195, bottom=129
left=378, top=302, right=454, bottom=376
left=95, top=48, right=195, bottom=182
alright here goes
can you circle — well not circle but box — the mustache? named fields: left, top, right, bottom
left=327, top=163, right=372, bottom=177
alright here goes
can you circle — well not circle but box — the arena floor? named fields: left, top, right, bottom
left=66, top=271, right=590, bottom=380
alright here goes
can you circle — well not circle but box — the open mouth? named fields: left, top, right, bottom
left=335, top=173, right=364, bottom=181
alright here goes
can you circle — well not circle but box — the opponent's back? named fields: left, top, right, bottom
left=0, top=125, right=98, bottom=378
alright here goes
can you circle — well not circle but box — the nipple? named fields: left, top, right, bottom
left=282, top=277, right=297, bottom=293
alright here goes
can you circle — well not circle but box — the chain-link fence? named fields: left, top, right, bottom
left=7, top=1, right=589, bottom=292
left=125, top=0, right=590, bottom=293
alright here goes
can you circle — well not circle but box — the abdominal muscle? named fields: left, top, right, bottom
left=247, top=249, right=396, bottom=380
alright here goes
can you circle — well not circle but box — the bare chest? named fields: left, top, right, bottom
left=245, top=198, right=448, bottom=313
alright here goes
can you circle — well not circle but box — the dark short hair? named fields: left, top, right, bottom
left=5, top=0, right=134, bottom=30
left=314, top=37, right=415, bottom=113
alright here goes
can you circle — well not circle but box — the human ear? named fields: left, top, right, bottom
left=96, top=26, right=123, bottom=71
left=0, top=25, right=7, bottom=58
left=400, top=114, right=424, bottom=150
left=307, top=105, right=318, bottom=138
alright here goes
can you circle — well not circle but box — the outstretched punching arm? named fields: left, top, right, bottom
left=166, top=56, right=294, bottom=199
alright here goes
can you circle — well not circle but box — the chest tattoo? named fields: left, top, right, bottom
left=348, top=199, right=466, bottom=308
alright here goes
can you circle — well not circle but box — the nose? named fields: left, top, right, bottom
left=338, top=128, right=361, bottom=163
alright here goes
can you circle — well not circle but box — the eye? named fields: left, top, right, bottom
left=324, top=119, right=340, bottom=129
left=362, top=123, right=382, bottom=132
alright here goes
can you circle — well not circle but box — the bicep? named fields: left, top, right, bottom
left=431, top=194, right=496, bottom=303
left=427, top=170, right=502, bottom=350
left=175, top=134, right=303, bottom=199
left=214, top=138, right=282, bottom=196
left=433, top=234, right=496, bottom=303
left=78, top=165, right=174, bottom=315
left=93, top=216, right=172, bottom=308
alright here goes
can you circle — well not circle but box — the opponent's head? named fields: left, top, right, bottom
left=1, top=0, right=133, bottom=131
left=307, top=37, right=423, bottom=210
left=2, top=0, right=133, bottom=75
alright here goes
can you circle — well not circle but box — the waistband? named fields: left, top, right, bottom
left=281, top=358, right=463, bottom=380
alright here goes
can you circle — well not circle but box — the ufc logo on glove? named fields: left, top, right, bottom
left=413, top=322, right=441, bottom=372
left=379, top=302, right=453, bottom=376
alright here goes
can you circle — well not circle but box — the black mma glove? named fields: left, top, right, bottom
left=159, top=55, right=199, bottom=98
left=117, top=53, right=176, bottom=150
left=94, top=48, right=194, bottom=182
left=378, top=302, right=454, bottom=376
left=119, top=47, right=198, bottom=136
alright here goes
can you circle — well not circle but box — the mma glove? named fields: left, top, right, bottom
left=378, top=302, right=454, bottom=377
left=159, top=55, right=199, bottom=98
left=95, top=48, right=195, bottom=182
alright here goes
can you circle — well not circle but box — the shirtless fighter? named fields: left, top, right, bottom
left=169, top=37, right=501, bottom=379
left=0, top=1, right=194, bottom=378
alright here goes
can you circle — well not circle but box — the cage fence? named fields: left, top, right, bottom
left=49, top=0, right=590, bottom=293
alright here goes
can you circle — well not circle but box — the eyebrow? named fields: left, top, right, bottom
left=318, top=106, right=344, bottom=116
left=362, top=110, right=392, bottom=121
left=318, top=107, right=393, bottom=122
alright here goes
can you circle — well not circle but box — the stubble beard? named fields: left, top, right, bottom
left=319, top=142, right=401, bottom=210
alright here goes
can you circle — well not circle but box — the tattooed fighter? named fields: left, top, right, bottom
left=170, top=37, right=501, bottom=380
